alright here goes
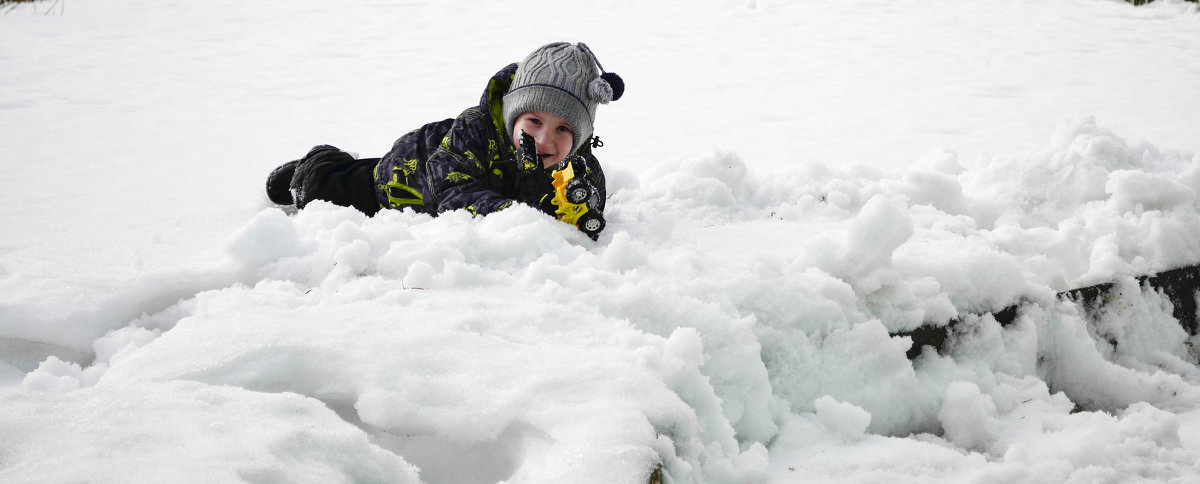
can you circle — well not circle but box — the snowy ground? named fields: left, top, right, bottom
left=2, top=0, right=1200, bottom=482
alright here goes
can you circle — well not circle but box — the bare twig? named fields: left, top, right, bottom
left=2, top=0, right=61, bottom=16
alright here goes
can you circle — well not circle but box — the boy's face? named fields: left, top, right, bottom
left=512, top=111, right=573, bottom=168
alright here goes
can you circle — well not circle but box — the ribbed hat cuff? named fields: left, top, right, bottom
left=503, top=85, right=594, bottom=154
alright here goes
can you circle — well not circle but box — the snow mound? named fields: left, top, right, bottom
left=4, top=117, right=1200, bottom=482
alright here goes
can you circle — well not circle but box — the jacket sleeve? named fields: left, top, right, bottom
left=424, top=110, right=524, bottom=216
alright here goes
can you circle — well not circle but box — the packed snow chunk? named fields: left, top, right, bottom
left=663, top=326, right=705, bottom=369
left=915, top=148, right=965, bottom=176
left=224, top=208, right=303, bottom=268
left=901, top=168, right=967, bottom=216
left=988, top=373, right=1074, bottom=422
left=1081, top=233, right=1128, bottom=284
left=1085, top=278, right=1195, bottom=378
left=1032, top=300, right=1200, bottom=412
left=18, top=357, right=89, bottom=393
left=600, top=232, right=650, bottom=273
left=674, top=151, right=749, bottom=206
left=995, top=402, right=1198, bottom=482
left=1106, top=169, right=1195, bottom=213
left=1050, top=116, right=1137, bottom=172
left=814, top=194, right=913, bottom=293
left=777, top=320, right=933, bottom=436
left=474, top=203, right=587, bottom=255
left=648, top=331, right=772, bottom=484
left=93, top=325, right=161, bottom=367
left=625, top=152, right=751, bottom=226
left=963, top=117, right=1158, bottom=224
left=607, top=276, right=782, bottom=445
left=901, top=149, right=968, bottom=216
left=938, top=381, right=998, bottom=451
left=605, top=164, right=642, bottom=194
left=846, top=195, right=913, bottom=270
left=895, top=240, right=1030, bottom=315
left=331, top=231, right=373, bottom=277
left=402, top=259, right=435, bottom=289
left=1118, top=402, right=1182, bottom=448
left=520, top=253, right=573, bottom=287
left=654, top=327, right=741, bottom=449
left=0, top=381, right=419, bottom=483
left=813, top=395, right=871, bottom=441
left=101, top=280, right=769, bottom=483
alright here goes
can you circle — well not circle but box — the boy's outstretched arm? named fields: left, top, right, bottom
left=425, top=116, right=551, bottom=216
left=426, top=152, right=521, bottom=216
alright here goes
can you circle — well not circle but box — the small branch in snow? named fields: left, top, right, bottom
left=1, top=0, right=62, bottom=15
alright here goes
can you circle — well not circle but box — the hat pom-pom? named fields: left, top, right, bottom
left=588, top=77, right=613, bottom=104
left=601, top=72, right=624, bottom=101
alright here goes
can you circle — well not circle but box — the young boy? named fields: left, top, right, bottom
left=265, top=42, right=623, bottom=239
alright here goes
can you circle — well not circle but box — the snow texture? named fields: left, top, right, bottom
left=2, top=0, right=1200, bottom=482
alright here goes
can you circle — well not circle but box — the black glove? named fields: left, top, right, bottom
left=513, top=131, right=556, bottom=215
left=513, top=172, right=556, bottom=215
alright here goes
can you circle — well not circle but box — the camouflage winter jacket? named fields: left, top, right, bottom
left=373, top=63, right=606, bottom=217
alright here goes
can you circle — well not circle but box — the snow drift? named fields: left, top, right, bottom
left=3, top=0, right=1200, bottom=482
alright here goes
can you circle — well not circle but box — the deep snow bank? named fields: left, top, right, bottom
left=3, top=118, right=1200, bottom=482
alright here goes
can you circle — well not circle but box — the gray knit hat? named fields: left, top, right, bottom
left=503, top=42, right=624, bottom=154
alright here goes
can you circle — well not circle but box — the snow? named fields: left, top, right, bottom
left=2, top=0, right=1200, bottom=482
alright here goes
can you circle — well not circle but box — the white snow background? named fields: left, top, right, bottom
left=3, top=0, right=1200, bottom=482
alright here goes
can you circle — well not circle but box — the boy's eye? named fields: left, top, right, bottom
left=529, top=118, right=542, bottom=125
left=556, top=125, right=572, bottom=133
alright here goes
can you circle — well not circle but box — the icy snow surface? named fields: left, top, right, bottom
left=3, top=0, right=1200, bottom=482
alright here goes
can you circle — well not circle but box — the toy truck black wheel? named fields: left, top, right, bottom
left=577, top=212, right=605, bottom=240
left=565, top=179, right=592, bottom=205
